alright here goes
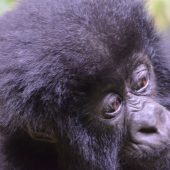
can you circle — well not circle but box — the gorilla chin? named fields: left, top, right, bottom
left=0, top=0, right=170, bottom=170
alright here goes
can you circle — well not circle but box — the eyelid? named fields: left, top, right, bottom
left=131, top=69, right=148, bottom=84
left=133, top=64, right=148, bottom=74
left=137, top=68, right=148, bottom=74
left=134, top=66, right=148, bottom=76
left=135, top=69, right=147, bottom=79
left=131, top=65, right=150, bottom=93
left=134, top=70, right=149, bottom=83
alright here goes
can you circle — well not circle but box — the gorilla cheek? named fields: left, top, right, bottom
left=126, top=94, right=170, bottom=158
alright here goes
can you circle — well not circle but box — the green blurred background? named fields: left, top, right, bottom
left=0, top=0, right=16, bottom=15
left=0, top=0, right=170, bottom=31
left=147, top=0, right=170, bottom=31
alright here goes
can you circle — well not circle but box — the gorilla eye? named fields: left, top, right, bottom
left=131, top=65, right=149, bottom=93
left=133, top=76, right=149, bottom=92
left=102, top=94, right=122, bottom=119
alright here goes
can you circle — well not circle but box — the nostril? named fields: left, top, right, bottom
left=138, top=127, right=157, bottom=134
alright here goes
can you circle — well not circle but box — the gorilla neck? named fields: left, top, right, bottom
left=2, top=130, right=170, bottom=170
left=0, top=131, right=122, bottom=170
left=0, top=132, right=58, bottom=170
left=57, top=121, right=124, bottom=170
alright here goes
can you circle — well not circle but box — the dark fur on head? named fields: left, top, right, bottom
left=0, top=0, right=169, bottom=170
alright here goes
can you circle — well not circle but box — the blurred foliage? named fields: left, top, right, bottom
left=147, top=0, right=170, bottom=31
left=0, top=0, right=170, bottom=31
left=0, top=0, right=16, bottom=15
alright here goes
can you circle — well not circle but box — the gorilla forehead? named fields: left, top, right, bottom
left=10, top=0, right=155, bottom=63
left=42, top=0, right=155, bottom=76
left=0, top=0, right=157, bottom=97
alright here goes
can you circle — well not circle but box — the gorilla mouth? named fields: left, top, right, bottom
left=125, top=140, right=169, bottom=160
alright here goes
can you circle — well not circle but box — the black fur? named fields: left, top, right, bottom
left=0, top=0, right=169, bottom=170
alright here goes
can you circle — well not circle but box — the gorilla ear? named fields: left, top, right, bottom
left=24, top=118, right=58, bottom=143
left=26, top=124, right=57, bottom=143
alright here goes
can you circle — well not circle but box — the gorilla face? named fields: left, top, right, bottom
left=0, top=0, right=170, bottom=170
left=122, top=62, right=170, bottom=168
left=87, top=52, right=170, bottom=169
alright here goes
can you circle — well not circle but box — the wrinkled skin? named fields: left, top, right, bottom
left=0, top=0, right=170, bottom=170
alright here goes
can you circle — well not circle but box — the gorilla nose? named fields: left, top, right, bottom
left=132, top=104, right=159, bottom=135
left=127, top=98, right=170, bottom=145
left=127, top=100, right=165, bottom=143
left=129, top=117, right=160, bottom=145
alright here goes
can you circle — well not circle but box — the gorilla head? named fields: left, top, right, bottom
left=0, top=0, right=170, bottom=170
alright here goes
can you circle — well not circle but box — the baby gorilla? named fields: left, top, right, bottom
left=0, top=0, right=170, bottom=170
